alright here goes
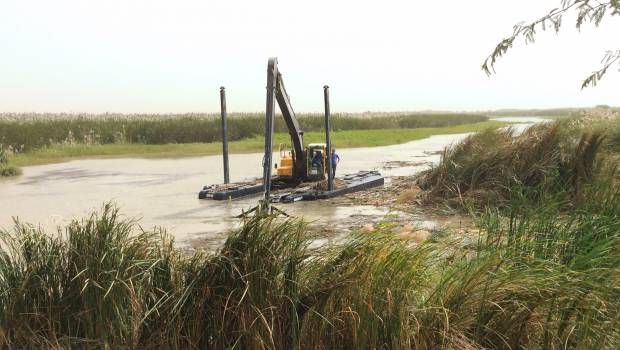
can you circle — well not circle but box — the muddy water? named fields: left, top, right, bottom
left=0, top=117, right=544, bottom=248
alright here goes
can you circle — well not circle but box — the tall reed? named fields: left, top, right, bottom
left=1, top=192, right=619, bottom=348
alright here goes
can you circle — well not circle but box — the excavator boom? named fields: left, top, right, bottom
left=275, top=73, right=305, bottom=178
left=266, top=58, right=306, bottom=181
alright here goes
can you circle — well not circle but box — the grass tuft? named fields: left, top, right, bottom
left=0, top=146, right=21, bottom=177
left=0, top=166, right=21, bottom=177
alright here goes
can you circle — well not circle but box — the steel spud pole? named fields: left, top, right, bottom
left=324, top=85, right=333, bottom=191
left=220, top=87, right=230, bottom=184
left=263, top=58, right=278, bottom=209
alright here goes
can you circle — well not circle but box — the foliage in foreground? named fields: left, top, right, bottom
left=0, top=195, right=619, bottom=349
left=417, top=121, right=606, bottom=210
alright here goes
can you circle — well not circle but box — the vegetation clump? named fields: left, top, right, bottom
left=417, top=121, right=606, bottom=210
left=1, top=193, right=619, bottom=348
left=0, top=146, right=21, bottom=177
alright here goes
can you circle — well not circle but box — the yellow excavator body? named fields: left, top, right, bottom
left=277, top=143, right=328, bottom=181
left=277, top=155, right=294, bottom=177
left=276, top=144, right=295, bottom=177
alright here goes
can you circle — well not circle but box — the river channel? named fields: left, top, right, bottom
left=0, top=117, right=545, bottom=248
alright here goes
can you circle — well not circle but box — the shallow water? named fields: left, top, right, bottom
left=491, top=116, right=552, bottom=133
left=0, top=117, right=544, bottom=247
left=490, top=116, right=549, bottom=123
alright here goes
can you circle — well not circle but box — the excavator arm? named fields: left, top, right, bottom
left=266, top=58, right=306, bottom=181
left=275, top=72, right=305, bottom=179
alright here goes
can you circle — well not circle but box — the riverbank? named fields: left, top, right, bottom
left=2, top=118, right=618, bottom=348
left=10, top=120, right=508, bottom=167
left=2, top=117, right=618, bottom=348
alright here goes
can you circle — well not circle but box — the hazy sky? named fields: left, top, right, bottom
left=1, top=0, right=618, bottom=113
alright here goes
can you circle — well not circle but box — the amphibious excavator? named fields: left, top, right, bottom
left=198, top=58, right=383, bottom=202
left=267, top=58, right=328, bottom=184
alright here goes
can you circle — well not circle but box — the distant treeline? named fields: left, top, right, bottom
left=0, top=113, right=487, bottom=152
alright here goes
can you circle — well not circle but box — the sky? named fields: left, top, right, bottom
left=0, top=0, right=618, bottom=113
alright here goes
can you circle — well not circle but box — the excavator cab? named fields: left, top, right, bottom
left=277, top=143, right=327, bottom=181
left=306, top=144, right=327, bottom=180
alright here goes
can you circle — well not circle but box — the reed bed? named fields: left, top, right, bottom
left=0, top=113, right=488, bottom=153
left=1, top=188, right=619, bottom=349
left=417, top=121, right=606, bottom=210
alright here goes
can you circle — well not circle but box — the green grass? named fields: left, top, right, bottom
left=11, top=120, right=509, bottom=167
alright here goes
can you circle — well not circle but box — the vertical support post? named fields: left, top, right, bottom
left=220, top=87, right=230, bottom=184
left=263, top=58, right=278, bottom=209
left=324, top=85, right=333, bottom=191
